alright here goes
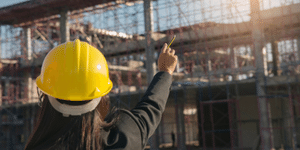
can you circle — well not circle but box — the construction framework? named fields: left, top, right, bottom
left=0, top=0, right=300, bottom=150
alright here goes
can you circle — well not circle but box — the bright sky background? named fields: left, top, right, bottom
left=0, top=0, right=28, bottom=8
left=0, top=0, right=299, bottom=58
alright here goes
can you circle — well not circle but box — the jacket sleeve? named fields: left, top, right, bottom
left=126, top=71, right=172, bottom=148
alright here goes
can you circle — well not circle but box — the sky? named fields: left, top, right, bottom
left=0, top=0, right=299, bottom=58
left=0, top=0, right=294, bottom=34
left=0, top=0, right=28, bottom=8
left=0, top=0, right=297, bottom=34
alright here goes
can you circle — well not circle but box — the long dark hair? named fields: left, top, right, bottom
left=24, top=93, right=119, bottom=150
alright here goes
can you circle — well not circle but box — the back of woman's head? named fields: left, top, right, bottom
left=24, top=94, right=118, bottom=150
left=25, top=39, right=118, bottom=150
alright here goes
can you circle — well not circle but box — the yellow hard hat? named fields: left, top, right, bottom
left=36, top=39, right=113, bottom=101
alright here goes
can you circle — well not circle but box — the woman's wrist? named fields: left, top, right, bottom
left=159, top=70, right=172, bottom=75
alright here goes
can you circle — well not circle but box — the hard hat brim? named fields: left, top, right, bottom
left=36, top=76, right=113, bottom=101
left=48, top=95, right=102, bottom=117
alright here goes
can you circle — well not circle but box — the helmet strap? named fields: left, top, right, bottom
left=48, top=95, right=101, bottom=117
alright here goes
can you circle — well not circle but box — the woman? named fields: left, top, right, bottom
left=24, top=39, right=178, bottom=150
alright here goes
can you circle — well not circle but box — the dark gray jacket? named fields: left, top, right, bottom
left=29, top=72, right=172, bottom=150
left=102, top=71, right=172, bottom=150
left=30, top=71, right=172, bottom=150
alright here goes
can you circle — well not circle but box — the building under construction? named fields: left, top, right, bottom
left=0, top=0, right=300, bottom=149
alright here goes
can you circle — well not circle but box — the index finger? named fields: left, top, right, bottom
left=162, top=43, right=167, bottom=53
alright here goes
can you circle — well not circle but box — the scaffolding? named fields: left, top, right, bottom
left=0, top=0, right=300, bottom=149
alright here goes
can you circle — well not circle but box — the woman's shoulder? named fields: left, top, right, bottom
left=101, top=108, right=144, bottom=150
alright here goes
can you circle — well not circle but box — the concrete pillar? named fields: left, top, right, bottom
left=207, top=52, right=212, bottom=81
left=2, top=79, right=8, bottom=106
left=21, top=28, right=32, bottom=66
left=282, top=98, right=295, bottom=149
left=247, top=46, right=255, bottom=78
left=229, top=33, right=239, bottom=80
left=0, top=26, right=2, bottom=107
left=207, top=59, right=214, bottom=82
left=23, top=27, right=33, bottom=106
left=26, top=74, right=32, bottom=103
left=6, top=127, right=10, bottom=150
left=297, top=37, right=300, bottom=61
left=11, top=124, right=16, bottom=150
left=230, top=46, right=239, bottom=80
left=250, top=0, right=274, bottom=149
left=31, top=105, right=35, bottom=133
left=144, top=0, right=156, bottom=83
left=245, top=45, right=251, bottom=67
left=0, top=106, right=1, bottom=131
left=227, top=84, right=239, bottom=148
left=175, top=90, right=187, bottom=150
left=281, top=84, right=297, bottom=149
left=23, top=105, right=29, bottom=145
left=159, top=115, right=165, bottom=144
left=0, top=25, right=1, bottom=62
left=0, top=108, right=2, bottom=149
left=21, top=72, right=32, bottom=146
left=4, top=80, right=9, bottom=97
left=25, top=28, right=32, bottom=61
left=229, top=46, right=235, bottom=68
left=144, top=0, right=158, bottom=149
left=208, top=60, right=212, bottom=72
left=60, top=8, right=70, bottom=43
left=262, top=47, right=269, bottom=76
left=271, top=40, right=281, bottom=76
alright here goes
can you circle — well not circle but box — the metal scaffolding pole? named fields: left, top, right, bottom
left=144, top=0, right=158, bottom=149
left=250, top=0, right=274, bottom=149
left=60, top=8, right=70, bottom=44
